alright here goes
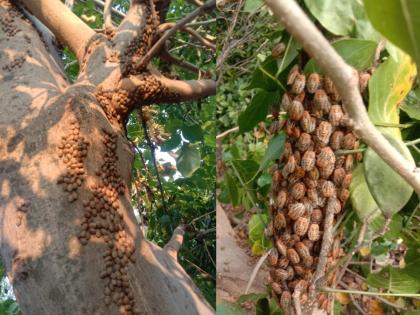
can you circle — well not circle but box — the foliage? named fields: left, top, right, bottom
left=218, top=0, right=420, bottom=313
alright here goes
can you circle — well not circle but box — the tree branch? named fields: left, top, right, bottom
left=164, top=225, right=186, bottom=260
left=103, top=0, right=113, bottom=29
left=20, top=0, right=95, bottom=62
left=265, top=0, right=420, bottom=195
left=139, top=0, right=216, bottom=68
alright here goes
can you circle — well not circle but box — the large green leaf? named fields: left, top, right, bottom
left=248, top=57, right=281, bottom=91
left=350, top=164, right=381, bottom=220
left=224, top=172, right=239, bottom=206
left=258, top=132, right=285, bottom=171
left=176, top=144, right=201, bottom=177
left=401, top=89, right=420, bottom=121
left=304, top=39, right=377, bottom=73
left=231, top=160, right=260, bottom=183
left=181, top=124, right=204, bottom=142
left=364, top=135, right=414, bottom=216
left=367, top=265, right=420, bottom=294
left=248, top=214, right=271, bottom=255
left=238, top=90, right=280, bottom=133
left=364, top=0, right=420, bottom=69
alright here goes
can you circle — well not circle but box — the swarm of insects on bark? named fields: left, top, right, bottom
left=268, top=65, right=367, bottom=314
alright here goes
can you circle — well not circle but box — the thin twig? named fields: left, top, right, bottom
left=103, top=0, right=113, bottom=29
left=320, top=287, right=420, bottom=298
left=265, top=0, right=420, bottom=195
left=158, top=23, right=216, bottom=51
left=292, top=289, right=303, bottom=315
left=245, top=250, right=269, bottom=294
left=139, top=0, right=216, bottom=68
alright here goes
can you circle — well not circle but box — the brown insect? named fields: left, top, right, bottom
left=316, top=147, right=336, bottom=169
left=282, top=141, right=293, bottom=161
left=308, top=223, right=320, bottom=241
left=294, top=217, right=310, bottom=236
left=344, top=154, right=354, bottom=172
left=287, top=65, right=299, bottom=85
left=275, top=268, right=289, bottom=281
left=321, top=180, right=336, bottom=198
left=274, top=212, right=287, bottom=230
left=268, top=248, right=279, bottom=266
left=288, top=202, right=306, bottom=220
left=315, top=121, right=333, bottom=146
left=332, top=167, right=346, bottom=186
left=304, top=178, right=317, bottom=190
left=293, top=264, right=305, bottom=275
left=281, top=93, right=292, bottom=111
left=313, top=89, right=331, bottom=113
left=293, top=150, right=302, bottom=165
left=343, top=133, right=356, bottom=150
left=272, top=42, right=286, bottom=59
left=329, top=105, right=344, bottom=127
left=288, top=166, right=305, bottom=185
left=286, top=266, right=295, bottom=280
left=290, top=182, right=306, bottom=200
left=287, top=248, right=301, bottom=264
left=291, top=74, right=306, bottom=94
left=280, top=291, right=292, bottom=311
left=278, top=257, right=290, bottom=269
left=338, top=188, right=350, bottom=203
left=276, top=239, right=288, bottom=256
left=289, top=100, right=304, bottom=121
left=342, top=173, right=352, bottom=188
left=306, top=187, right=319, bottom=206
left=295, top=241, right=311, bottom=259
left=282, top=155, right=296, bottom=177
left=306, top=73, right=320, bottom=93
left=297, top=133, right=312, bottom=152
left=271, top=281, right=283, bottom=295
left=319, top=163, right=335, bottom=179
left=330, top=130, right=344, bottom=150
left=327, top=196, right=341, bottom=214
left=276, top=190, right=288, bottom=209
left=300, top=111, right=316, bottom=133
left=301, top=150, right=316, bottom=171
left=311, top=208, right=323, bottom=224
left=307, top=166, right=320, bottom=180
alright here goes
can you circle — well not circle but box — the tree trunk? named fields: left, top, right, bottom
left=0, top=1, right=214, bottom=314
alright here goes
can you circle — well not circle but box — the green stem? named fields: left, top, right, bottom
left=335, top=148, right=366, bottom=155
left=404, top=138, right=420, bottom=146
left=374, top=122, right=414, bottom=128
left=319, top=287, right=420, bottom=297
left=258, top=65, right=286, bottom=91
left=230, top=161, right=258, bottom=209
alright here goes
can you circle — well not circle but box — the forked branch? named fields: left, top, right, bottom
left=264, top=0, right=420, bottom=195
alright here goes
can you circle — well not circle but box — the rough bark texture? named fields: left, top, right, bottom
left=0, top=1, right=214, bottom=314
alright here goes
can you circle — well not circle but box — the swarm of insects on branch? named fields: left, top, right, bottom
left=267, top=64, right=368, bottom=314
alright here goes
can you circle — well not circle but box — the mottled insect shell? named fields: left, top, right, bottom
left=321, top=180, right=336, bottom=198
left=319, top=163, right=335, bottom=179
left=323, top=76, right=335, bottom=94
left=316, top=147, right=336, bottom=169
left=343, top=133, right=357, bottom=150
left=288, top=166, right=306, bottom=185
left=286, top=265, right=294, bottom=280
left=287, top=65, right=300, bottom=85
left=307, top=166, right=320, bottom=181
left=313, top=89, right=331, bottom=113
left=272, top=42, right=286, bottom=59
left=297, top=133, right=312, bottom=152
left=293, top=151, right=302, bottom=166
left=282, top=141, right=293, bottom=161
left=281, top=93, right=292, bottom=111
left=274, top=212, right=287, bottom=230
left=295, top=241, right=311, bottom=259
left=291, top=74, right=306, bottom=94
left=311, top=208, right=323, bottom=224
left=293, top=264, right=305, bottom=275
left=294, top=217, right=310, bottom=236
left=330, top=130, right=344, bottom=150
left=338, top=188, right=350, bottom=203
left=301, top=150, right=316, bottom=171
left=344, top=154, right=354, bottom=172
left=287, top=248, right=301, bottom=264
left=300, top=111, right=316, bottom=134
left=290, top=182, right=306, bottom=200
left=289, top=100, right=304, bottom=121
left=276, top=239, right=288, bottom=257
left=280, top=291, right=292, bottom=311
left=327, top=196, right=342, bottom=214
left=276, top=190, right=287, bottom=209
left=306, top=187, right=318, bottom=206
left=302, top=255, right=314, bottom=268
left=287, top=203, right=306, bottom=221
left=306, top=73, right=320, bottom=93
left=308, top=223, right=320, bottom=241
left=275, top=268, right=289, bottom=281
left=282, top=155, right=296, bottom=177
left=271, top=281, right=283, bottom=295
left=329, top=105, right=344, bottom=127
left=316, top=121, right=333, bottom=146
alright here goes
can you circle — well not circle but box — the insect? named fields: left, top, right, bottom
left=308, top=223, right=320, bottom=241
left=306, top=73, right=320, bottom=93
left=288, top=203, right=306, bottom=220
left=287, top=266, right=294, bottom=280
left=280, top=291, right=292, bottom=311
left=329, top=105, right=344, bottom=127
left=287, top=65, right=300, bottom=85
left=327, top=196, right=342, bottom=214
left=282, top=141, right=293, bottom=161
left=307, top=166, right=320, bottom=180
left=290, top=182, right=306, bottom=200
left=291, top=74, right=306, bottom=94
left=274, top=212, right=287, bottom=230
left=287, top=248, right=301, bottom=264
left=330, top=130, right=344, bottom=150
left=276, top=190, right=287, bottom=209
left=315, top=121, right=333, bottom=146
left=342, top=173, right=352, bottom=188
left=332, top=167, right=345, bottom=186
left=301, top=150, right=316, bottom=171
left=319, top=163, right=335, bottom=179
left=338, top=188, right=350, bottom=203
left=300, top=111, right=316, bottom=133
left=343, top=133, right=356, bottom=150
left=276, top=239, right=288, bottom=256
left=278, top=257, right=289, bottom=269
left=316, top=147, right=336, bottom=169
left=293, top=264, right=305, bottom=275
left=268, top=248, right=279, bottom=266
left=289, top=100, right=304, bottom=121
left=313, top=89, right=331, bottom=113
left=321, top=180, right=336, bottom=197
left=311, top=208, right=323, bottom=224
left=288, top=166, right=306, bottom=185
left=294, top=217, right=310, bottom=236
left=271, top=282, right=282, bottom=295
left=295, top=242, right=311, bottom=260
left=272, top=42, right=286, bottom=59
left=275, top=268, right=289, bottom=281
left=282, top=155, right=296, bottom=177
left=359, top=72, right=370, bottom=92
left=344, top=154, right=354, bottom=172
left=281, top=93, right=292, bottom=111
left=297, top=132, right=313, bottom=152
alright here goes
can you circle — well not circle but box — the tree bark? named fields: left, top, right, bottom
left=0, top=1, right=214, bottom=314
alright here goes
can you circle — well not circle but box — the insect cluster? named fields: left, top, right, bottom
left=268, top=65, right=365, bottom=313
left=57, top=118, right=89, bottom=202
left=0, top=1, right=21, bottom=39
left=76, top=129, right=138, bottom=315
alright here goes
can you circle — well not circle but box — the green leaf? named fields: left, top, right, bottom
left=401, top=90, right=420, bottom=120
left=304, top=39, right=377, bottom=73
left=364, top=134, right=414, bottom=216
left=224, top=172, right=239, bottom=206
left=248, top=214, right=270, bottom=255
left=231, top=160, right=260, bottom=183
left=258, top=132, right=285, bottom=172
left=243, top=0, right=263, bottom=12
left=160, top=132, right=182, bottom=152
left=181, top=124, right=204, bottom=142
left=275, top=38, right=299, bottom=76
left=367, top=265, right=420, bottom=293
left=257, top=174, right=272, bottom=187
left=216, top=302, right=246, bottom=315
left=304, top=0, right=354, bottom=35
left=238, top=90, right=280, bottom=133
left=349, top=164, right=381, bottom=220
left=364, top=0, right=420, bottom=69
left=248, top=57, right=280, bottom=91
left=176, top=144, right=201, bottom=177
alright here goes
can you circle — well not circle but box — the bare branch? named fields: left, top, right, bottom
left=103, top=0, right=113, bottom=29
left=265, top=0, right=420, bottom=195
left=20, top=0, right=95, bottom=62
left=139, top=0, right=216, bottom=68
left=164, top=225, right=186, bottom=259
left=160, top=46, right=206, bottom=75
